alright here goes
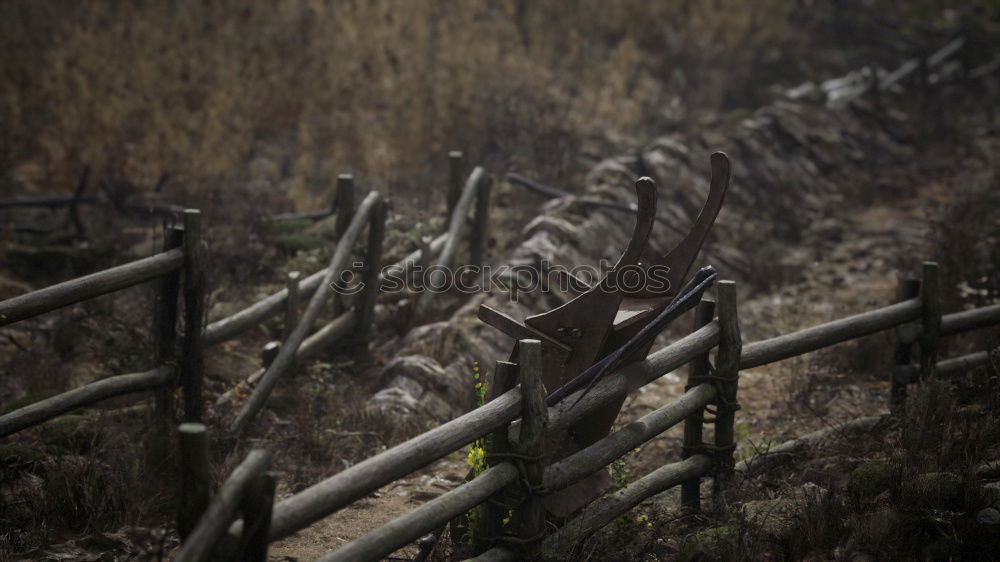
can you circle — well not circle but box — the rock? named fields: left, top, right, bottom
left=848, top=460, right=894, bottom=500
left=916, top=472, right=963, bottom=510
left=366, top=387, right=422, bottom=421
left=40, top=415, right=102, bottom=453
left=982, top=482, right=1000, bottom=509
left=378, top=355, right=448, bottom=391
left=739, top=484, right=828, bottom=538
left=977, top=507, right=1000, bottom=526
left=740, top=498, right=804, bottom=537
left=678, top=526, right=739, bottom=562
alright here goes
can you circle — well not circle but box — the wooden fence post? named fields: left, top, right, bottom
left=356, top=198, right=387, bottom=344
left=920, top=262, right=941, bottom=380
left=181, top=209, right=206, bottom=423
left=178, top=422, right=210, bottom=540
left=334, top=174, right=355, bottom=238
left=682, top=297, right=715, bottom=512
left=333, top=174, right=355, bottom=317
left=262, top=341, right=280, bottom=368
left=153, top=224, right=183, bottom=461
left=479, top=361, right=519, bottom=549
left=447, top=151, right=464, bottom=222
left=892, top=278, right=921, bottom=408
left=284, top=271, right=300, bottom=340
left=470, top=175, right=492, bottom=267
left=514, top=339, right=547, bottom=559
left=713, top=281, right=741, bottom=489
left=239, top=470, right=277, bottom=562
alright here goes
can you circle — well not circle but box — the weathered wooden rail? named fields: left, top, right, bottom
left=1, top=153, right=497, bottom=559
left=185, top=259, right=1000, bottom=562
left=0, top=210, right=206, bottom=437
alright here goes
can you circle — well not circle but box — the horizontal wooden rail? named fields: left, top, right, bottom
left=544, top=382, right=716, bottom=492
left=318, top=463, right=520, bottom=562
left=203, top=233, right=447, bottom=347
left=512, top=321, right=720, bottom=443
left=739, top=298, right=921, bottom=369
left=175, top=449, right=271, bottom=562
left=0, top=366, right=173, bottom=437
left=541, top=455, right=712, bottom=558
left=0, top=195, right=98, bottom=208
left=218, top=386, right=523, bottom=554
left=213, top=311, right=357, bottom=409
left=940, top=304, right=1000, bottom=337
left=213, top=320, right=721, bottom=557
left=268, top=209, right=333, bottom=222
left=895, top=349, right=994, bottom=382
left=0, top=249, right=184, bottom=326
left=324, top=369, right=720, bottom=560
left=735, top=415, right=887, bottom=477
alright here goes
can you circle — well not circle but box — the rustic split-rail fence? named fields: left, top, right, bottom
left=2, top=151, right=999, bottom=560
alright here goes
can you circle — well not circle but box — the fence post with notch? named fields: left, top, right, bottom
left=512, top=339, right=547, bottom=559
left=682, top=297, right=715, bottom=512
left=477, top=360, right=519, bottom=551
left=713, top=280, right=741, bottom=489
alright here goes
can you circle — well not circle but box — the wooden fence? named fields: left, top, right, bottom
left=0, top=153, right=495, bottom=558
left=3, top=158, right=999, bottom=560
left=0, top=209, right=205, bottom=441
left=189, top=261, right=998, bottom=561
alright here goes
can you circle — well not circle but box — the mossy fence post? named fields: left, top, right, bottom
left=682, top=297, right=715, bottom=512
left=153, top=224, right=183, bottom=460
left=177, top=422, right=210, bottom=540
left=478, top=360, right=519, bottom=550
left=181, top=209, right=206, bottom=423
left=892, top=278, right=921, bottom=408
left=920, top=261, right=941, bottom=380
left=713, top=280, right=741, bottom=489
left=513, top=339, right=547, bottom=559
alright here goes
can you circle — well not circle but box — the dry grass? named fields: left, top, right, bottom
left=1, top=0, right=871, bottom=215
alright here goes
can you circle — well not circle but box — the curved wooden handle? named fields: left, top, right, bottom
left=635, top=152, right=729, bottom=298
